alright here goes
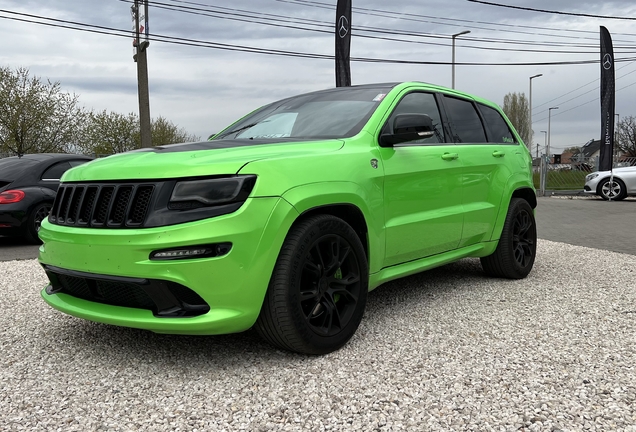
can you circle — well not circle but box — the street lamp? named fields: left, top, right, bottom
left=540, top=130, right=547, bottom=157
left=547, top=107, right=559, bottom=162
left=529, top=74, right=542, bottom=145
left=452, top=30, right=471, bottom=89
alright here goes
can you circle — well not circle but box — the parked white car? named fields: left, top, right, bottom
left=584, top=166, right=636, bottom=200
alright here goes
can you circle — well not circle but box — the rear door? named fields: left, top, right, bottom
left=441, top=95, right=515, bottom=247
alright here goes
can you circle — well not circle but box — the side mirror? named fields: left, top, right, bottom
left=380, top=114, right=436, bottom=147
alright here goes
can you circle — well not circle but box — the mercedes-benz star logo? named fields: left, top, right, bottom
left=338, top=15, right=349, bottom=38
left=603, top=53, right=613, bottom=70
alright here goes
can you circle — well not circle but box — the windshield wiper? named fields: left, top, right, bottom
left=214, top=123, right=259, bottom=140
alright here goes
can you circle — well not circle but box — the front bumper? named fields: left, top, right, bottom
left=584, top=179, right=600, bottom=195
left=39, top=197, right=298, bottom=335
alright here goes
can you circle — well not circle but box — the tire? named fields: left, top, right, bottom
left=255, top=214, right=369, bottom=355
left=480, top=198, right=536, bottom=279
left=597, top=177, right=627, bottom=201
left=24, top=202, right=52, bottom=244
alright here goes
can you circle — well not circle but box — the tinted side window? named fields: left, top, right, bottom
left=383, top=92, right=445, bottom=144
left=479, top=104, right=517, bottom=144
left=41, top=162, right=72, bottom=180
left=444, top=97, right=487, bottom=143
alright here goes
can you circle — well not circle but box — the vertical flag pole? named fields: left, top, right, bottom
left=599, top=26, right=615, bottom=200
left=335, top=0, right=352, bottom=87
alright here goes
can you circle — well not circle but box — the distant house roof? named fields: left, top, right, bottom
left=581, top=139, right=601, bottom=158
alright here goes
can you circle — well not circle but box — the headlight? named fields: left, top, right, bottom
left=169, top=175, right=257, bottom=210
left=144, top=175, right=257, bottom=227
left=586, top=173, right=599, bottom=181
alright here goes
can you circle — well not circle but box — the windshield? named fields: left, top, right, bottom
left=214, top=85, right=395, bottom=140
left=0, top=158, right=38, bottom=181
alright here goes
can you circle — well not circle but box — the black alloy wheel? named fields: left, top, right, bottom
left=300, top=232, right=362, bottom=337
left=511, top=206, right=534, bottom=269
left=481, top=198, right=536, bottom=279
left=255, top=214, right=368, bottom=355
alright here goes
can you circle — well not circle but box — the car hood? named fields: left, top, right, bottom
left=589, top=166, right=636, bottom=177
left=61, top=139, right=345, bottom=182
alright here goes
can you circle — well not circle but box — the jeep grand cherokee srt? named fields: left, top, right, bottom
left=39, top=82, right=537, bottom=354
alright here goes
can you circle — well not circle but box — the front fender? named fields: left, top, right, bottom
left=282, top=181, right=385, bottom=274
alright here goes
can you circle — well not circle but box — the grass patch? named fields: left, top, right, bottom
left=533, top=170, right=588, bottom=190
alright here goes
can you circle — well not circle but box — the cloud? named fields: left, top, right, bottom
left=0, top=0, right=635, bottom=149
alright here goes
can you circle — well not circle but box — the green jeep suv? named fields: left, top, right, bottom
left=39, top=82, right=537, bottom=354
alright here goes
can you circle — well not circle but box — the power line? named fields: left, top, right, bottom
left=3, top=8, right=635, bottom=67
left=145, top=1, right=635, bottom=55
left=467, top=0, right=636, bottom=21
left=534, top=79, right=636, bottom=124
left=148, top=0, right=633, bottom=54
left=122, top=0, right=636, bottom=56
left=129, top=0, right=597, bottom=49
left=274, top=0, right=636, bottom=42
left=3, top=1, right=636, bottom=124
left=533, top=62, right=636, bottom=114
left=193, top=0, right=636, bottom=114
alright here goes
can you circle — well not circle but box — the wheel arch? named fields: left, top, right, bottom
left=298, top=204, right=369, bottom=260
left=511, top=187, right=537, bottom=209
left=254, top=212, right=369, bottom=354
left=490, top=182, right=537, bottom=242
left=281, top=182, right=385, bottom=273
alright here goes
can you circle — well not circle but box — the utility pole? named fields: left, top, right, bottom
left=133, top=0, right=152, bottom=148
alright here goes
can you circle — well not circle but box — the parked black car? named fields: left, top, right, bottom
left=0, top=154, right=93, bottom=243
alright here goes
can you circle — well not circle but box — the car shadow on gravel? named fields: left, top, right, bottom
left=366, top=258, right=487, bottom=309
left=40, top=258, right=490, bottom=365
left=44, top=319, right=296, bottom=366
left=0, top=236, right=31, bottom=246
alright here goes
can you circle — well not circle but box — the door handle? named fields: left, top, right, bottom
left=492, top=151, right=506, bottom=158
left=441, top=152, right=459, bottom=161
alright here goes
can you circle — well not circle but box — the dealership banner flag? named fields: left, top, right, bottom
left=599, top=26, right=615, bottom=172
left=335, top=0, right=351, bottom=87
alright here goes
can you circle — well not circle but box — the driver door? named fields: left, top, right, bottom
left=379, top=91, right=464, bottom=267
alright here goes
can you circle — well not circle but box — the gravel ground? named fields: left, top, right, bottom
left=1, top=240, right=635, bottom=431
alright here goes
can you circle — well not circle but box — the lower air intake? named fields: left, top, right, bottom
left=42, top=265, right=210, bottom=318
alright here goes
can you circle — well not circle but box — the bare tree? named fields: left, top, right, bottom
left=78, top=111, right=200, bottom=156
left=617, top=115, right=636, bottom=157
left=152, top=116, right=199, bottom=146
left=502, top=92, right=531, bottom=148
left=79, top=110, right=140, bottom=156
left=0, top=67, right=85, bottom=156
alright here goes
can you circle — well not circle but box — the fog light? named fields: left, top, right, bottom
left=150, top=243, right=232, bottom=260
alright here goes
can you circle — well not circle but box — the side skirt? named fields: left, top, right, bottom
left=368, top=241, right=498, bottom=290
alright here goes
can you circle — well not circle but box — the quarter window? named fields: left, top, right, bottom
left=69, top=159, right=90, bottom=168
left=444, top=96, right=487, bottom=143
left=41, top=162, right=72, bottom=181
left=478, top=104, right=517, bottom=144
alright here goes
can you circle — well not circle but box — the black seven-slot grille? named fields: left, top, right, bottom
left=50, top=183, right=156, bottom=228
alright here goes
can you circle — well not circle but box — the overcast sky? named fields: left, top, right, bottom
left=1, top=0, right=636, bottom=155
